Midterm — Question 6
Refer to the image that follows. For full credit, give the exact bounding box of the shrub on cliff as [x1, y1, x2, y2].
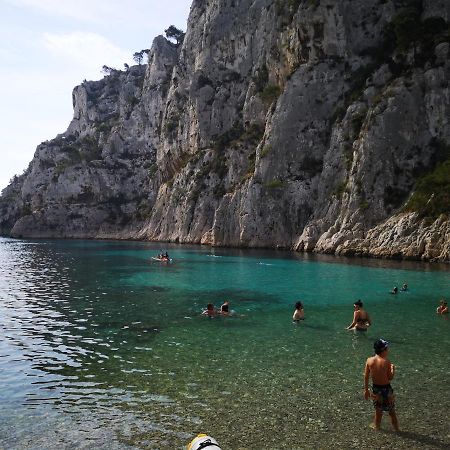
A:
[389, 7, 449, 65]
[405, 159, 450, 218]
[265, 178, 284, 189]
[133, 49, 150, 65]
[252, 65, 269, 92]
[260, 84, 281, 104]
[165, 25, 185, 46]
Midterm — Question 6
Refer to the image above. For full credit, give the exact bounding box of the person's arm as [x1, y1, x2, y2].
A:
[364, 360, 370, 400]
[346, 311, 357, 329]
[388, 361, 395, 380]
[366, 313, 371, 326]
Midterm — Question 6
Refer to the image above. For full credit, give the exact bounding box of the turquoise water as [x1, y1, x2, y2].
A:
[0, 237, 449, 449]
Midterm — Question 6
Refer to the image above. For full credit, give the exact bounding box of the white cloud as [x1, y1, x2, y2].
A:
[42, 31, 131, 76]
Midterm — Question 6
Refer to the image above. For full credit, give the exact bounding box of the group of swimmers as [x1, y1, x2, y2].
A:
[390, 283, 408, 294]
[293, 298, 373, 331]
[201, 288, 447, 432]
[202, 300, 230, 317]
[298, 290, 447, 431]
[155, 251, 170, 261]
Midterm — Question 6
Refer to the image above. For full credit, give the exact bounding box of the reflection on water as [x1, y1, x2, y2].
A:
[0, 238, 449, 449]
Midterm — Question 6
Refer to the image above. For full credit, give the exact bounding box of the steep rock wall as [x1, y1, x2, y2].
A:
[0, 0, 449, 261]
[1, 37, 177, 238]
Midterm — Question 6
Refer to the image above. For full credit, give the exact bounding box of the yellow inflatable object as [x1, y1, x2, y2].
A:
[187, 434, 222, 450]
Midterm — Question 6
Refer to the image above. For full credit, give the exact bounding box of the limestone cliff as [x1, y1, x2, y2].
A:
[1, 0, 449, 262]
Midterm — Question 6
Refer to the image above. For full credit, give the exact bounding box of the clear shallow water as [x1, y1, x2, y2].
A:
[0, 238, 449, 449]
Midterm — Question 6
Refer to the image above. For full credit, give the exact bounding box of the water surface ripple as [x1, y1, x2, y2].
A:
[0, 238, 449, 449]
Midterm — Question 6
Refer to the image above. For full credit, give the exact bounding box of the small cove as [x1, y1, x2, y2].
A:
[0, 238, 449, 449]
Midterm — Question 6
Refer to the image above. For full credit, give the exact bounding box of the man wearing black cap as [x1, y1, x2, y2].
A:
[363, 339, 399, 431]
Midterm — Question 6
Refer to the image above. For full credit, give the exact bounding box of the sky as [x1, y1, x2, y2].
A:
[0, 0, 192, 191]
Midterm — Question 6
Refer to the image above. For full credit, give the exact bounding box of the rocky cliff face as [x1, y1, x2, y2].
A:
[1, 0, 449, 261]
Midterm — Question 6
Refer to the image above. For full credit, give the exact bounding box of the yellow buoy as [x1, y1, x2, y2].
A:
[187, 434, 222, 450]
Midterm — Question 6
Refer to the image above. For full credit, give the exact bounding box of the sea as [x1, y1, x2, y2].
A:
[0, 237, 449, 449]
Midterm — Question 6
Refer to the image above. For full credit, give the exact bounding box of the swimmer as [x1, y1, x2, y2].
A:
[390, 286, 398, 295]
[292, 301, 304, 323]
[220, 300, 230, 316]
[346, 299, 371, 331]
[364, 339, 399, 432]
[202, 303, 218, 318]
[437, 300, 449, 315]
[400, 283, 408, 292]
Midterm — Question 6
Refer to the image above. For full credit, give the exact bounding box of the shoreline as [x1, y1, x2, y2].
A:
[1, 234, 449, 268]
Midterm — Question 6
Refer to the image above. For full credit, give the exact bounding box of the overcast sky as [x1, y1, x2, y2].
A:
[0, 0, 192, 191]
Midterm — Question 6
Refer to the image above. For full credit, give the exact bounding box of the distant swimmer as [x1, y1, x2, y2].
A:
[202, 303, 218, 318]
[220, 300, 230, 316]
[437, 300, 449, 315]
[292, 301, 304, 323]
[153, 252, 170, 262]
[364, 339, 399, 432]
[346, 299, 371, 331]
[400, 284, 408, 292]
[390, 286, 398, 295]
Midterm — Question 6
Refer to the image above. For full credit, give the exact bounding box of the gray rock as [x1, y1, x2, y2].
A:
[0, 0, 449, 262]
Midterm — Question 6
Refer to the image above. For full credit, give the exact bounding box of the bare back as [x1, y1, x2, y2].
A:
[365, 355, 394, 385]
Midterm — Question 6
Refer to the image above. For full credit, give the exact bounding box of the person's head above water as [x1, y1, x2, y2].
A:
[374, 338, 389, 355]
[295, 301, 303, 309]
[354, 299, 363, 308]
[206, 303, 214, 310]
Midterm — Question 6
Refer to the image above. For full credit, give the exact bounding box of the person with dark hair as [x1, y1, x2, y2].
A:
[292, 301, 304, 323]
[390, 286, 398, 294]
[364, 339, 399, 432]
[400, 283, 408, 292]
[202, 303, 217, 318]
[346, 299, 371, 331]
[437, 299, 449, 315]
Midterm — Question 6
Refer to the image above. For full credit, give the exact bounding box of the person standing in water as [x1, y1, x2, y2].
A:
[346, 300, 371, 331]
[292, 301, 304, 323]
[364, 339, 399, 432]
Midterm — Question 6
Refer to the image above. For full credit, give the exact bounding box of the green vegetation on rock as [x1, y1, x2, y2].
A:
[333, 181, 348, 197]
[405, 159, 450, 218]
[265, 178, 284, 189]
[261, 145, 271, 158]
[213, 122, 264, 152]
[260, 84, 282, 104]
